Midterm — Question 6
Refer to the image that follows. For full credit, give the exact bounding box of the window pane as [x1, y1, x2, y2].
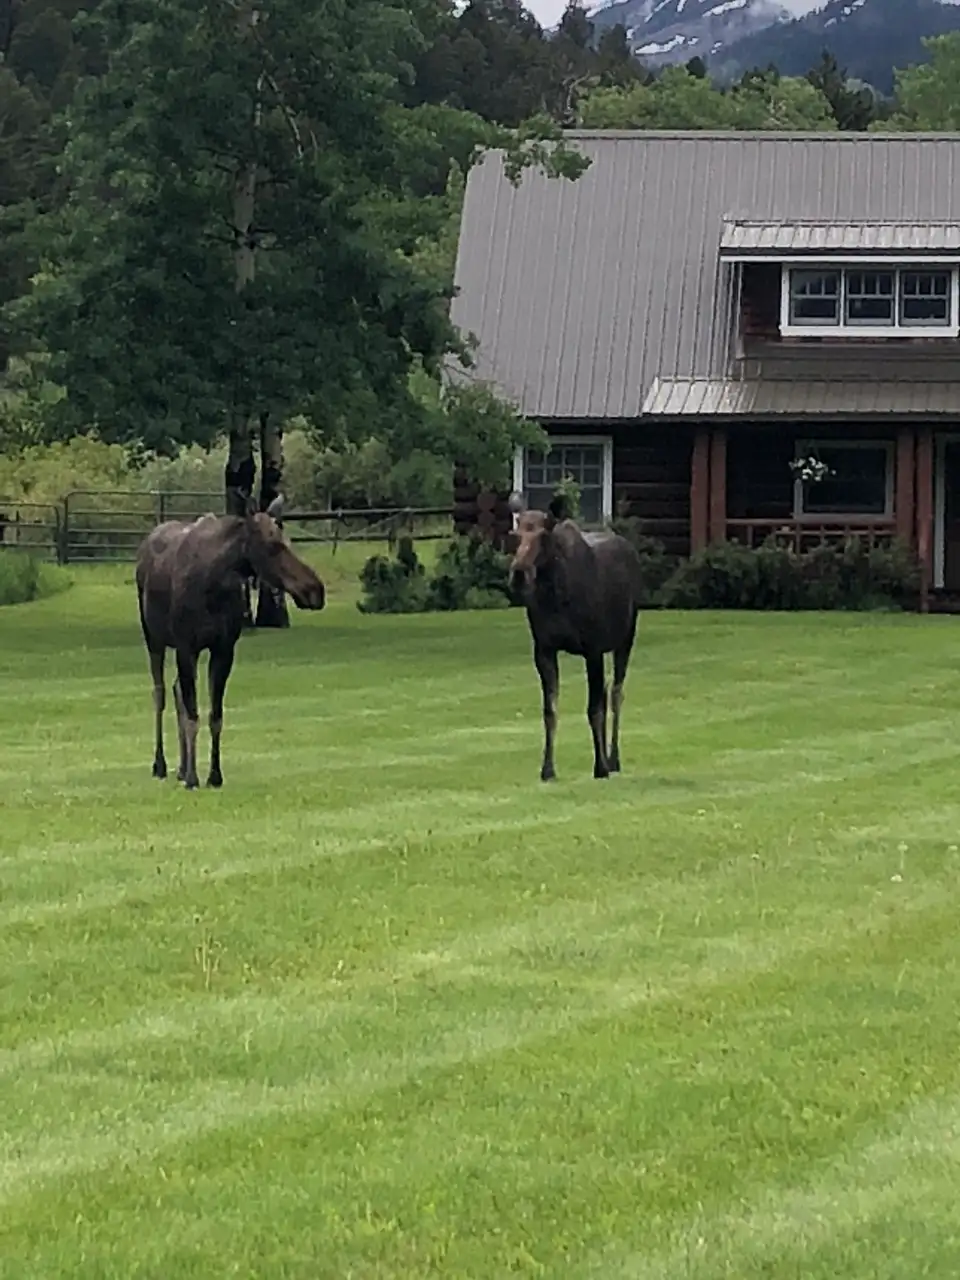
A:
[561, 447, 584, 475]
[523, 443, 605, 521]
[900, 270, 951, 325]
[578, 487, 602, 525]
[526, 486, 555, 515]
[845, 270, 894, 326]
[800, 445, 889, 515]
[789, 270, 840, 325]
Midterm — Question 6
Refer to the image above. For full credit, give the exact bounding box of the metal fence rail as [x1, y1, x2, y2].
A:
[0, 490, 456, 565]
[0, 502, 62, 561]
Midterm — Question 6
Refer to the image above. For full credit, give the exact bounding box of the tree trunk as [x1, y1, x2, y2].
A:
[230, 8, 261, 626]
[254, 410, 290, 628]
[225, 419, 256, 626]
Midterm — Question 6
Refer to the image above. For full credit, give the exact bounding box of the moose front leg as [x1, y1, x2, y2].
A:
[175, 649, 201, 790]
[585, 653, 610, 780]
[534, 645, 559, 782]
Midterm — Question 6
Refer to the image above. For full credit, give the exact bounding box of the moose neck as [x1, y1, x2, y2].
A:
[201, 516, 252, 582]
[536, 522, 593, 608]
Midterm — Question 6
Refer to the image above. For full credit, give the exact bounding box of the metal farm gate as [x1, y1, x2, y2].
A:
[0, 490, 459, 565]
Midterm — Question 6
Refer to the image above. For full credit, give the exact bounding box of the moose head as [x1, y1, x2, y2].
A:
[243, 494, 326, 610]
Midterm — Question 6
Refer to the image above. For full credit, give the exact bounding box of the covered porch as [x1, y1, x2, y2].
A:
[643, 377, 960, 611]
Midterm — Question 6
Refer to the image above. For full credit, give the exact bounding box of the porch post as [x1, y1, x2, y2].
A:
[916, 426, 934, 613]
[691, 427, 709, 553]
[895, 426, 915, 546]
[708, 427, 727, 544]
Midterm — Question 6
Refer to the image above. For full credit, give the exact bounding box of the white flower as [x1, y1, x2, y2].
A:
[789, 455, 835, 485]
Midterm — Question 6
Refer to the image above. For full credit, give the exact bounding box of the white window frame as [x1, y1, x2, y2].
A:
[780, 262, 960, 338]
[513, 435, 614, 525]
[793, 438, 895, 522]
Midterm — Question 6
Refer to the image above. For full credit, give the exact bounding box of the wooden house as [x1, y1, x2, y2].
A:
[450, 129, 960, 606]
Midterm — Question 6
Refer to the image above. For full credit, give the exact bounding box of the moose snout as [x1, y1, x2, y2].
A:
[509, 564, 533, 598]
[293, 577, 326, 610]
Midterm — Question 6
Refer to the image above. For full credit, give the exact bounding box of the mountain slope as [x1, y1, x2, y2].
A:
[715, 0, 960, 93]
[591, 0, 791, 68]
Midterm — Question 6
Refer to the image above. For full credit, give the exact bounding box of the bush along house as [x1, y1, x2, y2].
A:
[450, 129, 960, 610]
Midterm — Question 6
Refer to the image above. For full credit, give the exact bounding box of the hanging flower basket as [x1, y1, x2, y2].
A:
[789, 455, 834, 485]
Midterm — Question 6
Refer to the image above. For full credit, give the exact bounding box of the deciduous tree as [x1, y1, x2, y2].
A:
[9, 0, 582, 624]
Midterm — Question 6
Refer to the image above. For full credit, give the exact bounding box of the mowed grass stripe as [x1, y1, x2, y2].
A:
[1, 874, 953, 1206]
[3, 577, 960, 1274]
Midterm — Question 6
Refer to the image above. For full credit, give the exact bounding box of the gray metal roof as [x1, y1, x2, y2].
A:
[451, 130, 960, 420]
[643, 377, 960, 418]
[720, 219, 960, 255]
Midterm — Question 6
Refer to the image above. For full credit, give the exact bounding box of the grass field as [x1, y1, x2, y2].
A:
[3, 550, 960, 1277]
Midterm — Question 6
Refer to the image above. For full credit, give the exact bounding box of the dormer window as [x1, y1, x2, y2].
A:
[781, 264, 959, 337]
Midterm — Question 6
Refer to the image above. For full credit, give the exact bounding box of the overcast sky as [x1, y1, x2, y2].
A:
[526, 0, 821, 28]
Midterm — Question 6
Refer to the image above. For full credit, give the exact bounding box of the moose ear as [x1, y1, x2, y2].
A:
[265, 493, 285, 521]
[507, 490, 526, 516]
[547, 492, 571, 523]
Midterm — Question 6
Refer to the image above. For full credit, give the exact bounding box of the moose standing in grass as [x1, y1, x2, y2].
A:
[508, 491, 644, 782]
[136, 496, 326, 790]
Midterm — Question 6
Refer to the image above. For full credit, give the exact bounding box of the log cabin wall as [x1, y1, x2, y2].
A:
[613, 426, 693, 556]
[740, 263, 781, 344]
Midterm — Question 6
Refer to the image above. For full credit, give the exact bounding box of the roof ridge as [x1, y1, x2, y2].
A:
[562, 129, 960, 142]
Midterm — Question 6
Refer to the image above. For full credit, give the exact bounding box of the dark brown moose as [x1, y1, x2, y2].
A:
[135, 496, 325, 789]
[508, 491, 643, 782]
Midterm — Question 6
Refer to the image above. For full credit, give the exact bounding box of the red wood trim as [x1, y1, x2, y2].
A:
[690, 428, 709, 553]
[708, 428, 727, 544]
[916, 427, 934, 613]
[895, 427, 915, 547]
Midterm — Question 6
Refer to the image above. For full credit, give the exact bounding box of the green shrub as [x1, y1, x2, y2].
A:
[358, 533, 515, 614]
[356, 536, 430, 614]
[425, 535, 513, 611]
[659, 536, 919, 611]
[0, 552, 71, 606]
[359, 529, 920, 616]
[608, 518, 681, 606]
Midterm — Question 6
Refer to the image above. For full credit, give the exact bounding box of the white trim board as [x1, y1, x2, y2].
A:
[779, 264, 960, 339]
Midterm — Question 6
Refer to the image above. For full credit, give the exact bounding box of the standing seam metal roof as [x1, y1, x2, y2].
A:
[450, 131, 960, 420]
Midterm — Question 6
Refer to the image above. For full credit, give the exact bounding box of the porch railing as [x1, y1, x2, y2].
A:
[725, 519, 899, 553]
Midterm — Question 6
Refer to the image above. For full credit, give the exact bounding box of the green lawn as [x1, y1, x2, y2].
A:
[3, 560, 960, 1278]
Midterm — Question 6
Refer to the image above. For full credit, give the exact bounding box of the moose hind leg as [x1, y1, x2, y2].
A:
[586, 654, 610, 780]
[149, 648, 167, 778]
[609, 613, 638, 774]
[534, 646, 560, 782]
[175, 650, 201, 790]
[206, 642, 235, 788]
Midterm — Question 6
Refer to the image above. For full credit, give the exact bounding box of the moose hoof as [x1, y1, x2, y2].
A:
[152, 760, 167, 780]
[206, 771, 223, 789]
[593, 766, 610, 780]
[183, 776, 200, 791]
[540, 765, 556, 782]
[608, 757, 621, 774]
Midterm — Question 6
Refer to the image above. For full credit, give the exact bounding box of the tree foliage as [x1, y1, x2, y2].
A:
[880, 32, 960, 130]
[579, 64, 838, 131]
